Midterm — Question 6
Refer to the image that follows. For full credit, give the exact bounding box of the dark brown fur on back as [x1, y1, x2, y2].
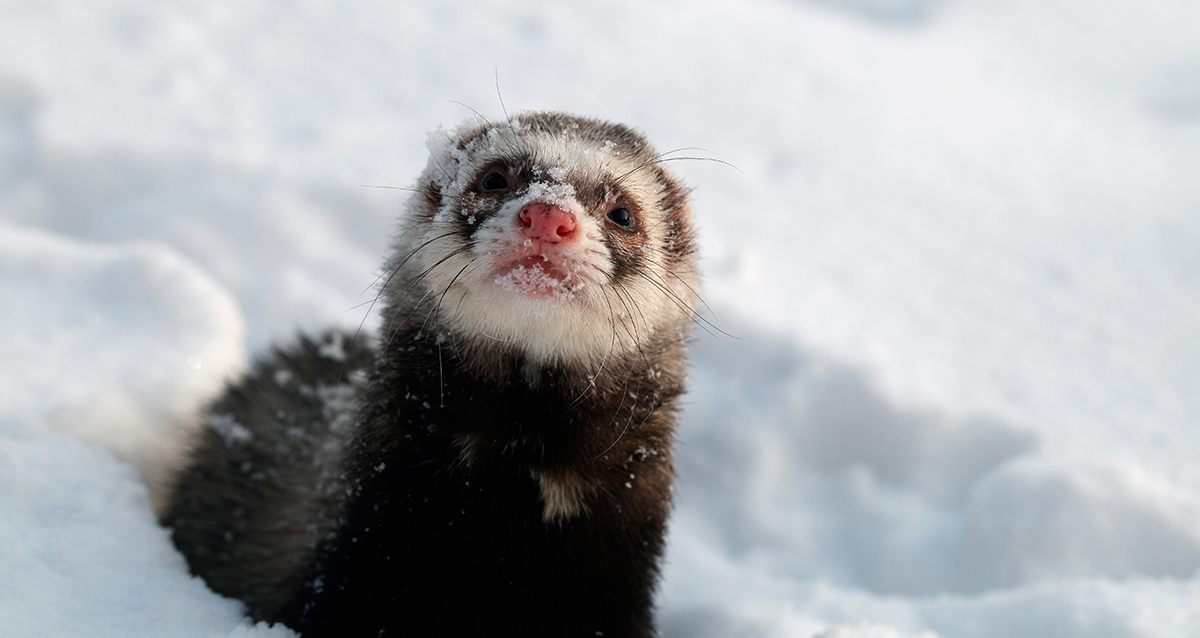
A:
[164, 332, 374, 618]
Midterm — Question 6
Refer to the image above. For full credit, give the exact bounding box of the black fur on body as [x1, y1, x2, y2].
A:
[163, 112, 700, 638]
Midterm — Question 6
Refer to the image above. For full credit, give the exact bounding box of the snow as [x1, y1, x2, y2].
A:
[2, 0, 1198, 636]
[494, 260, 580, 300]
[0, 437, 293, 638]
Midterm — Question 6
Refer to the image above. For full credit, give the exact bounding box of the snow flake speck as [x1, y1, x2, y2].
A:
[210, 413, 253, 446]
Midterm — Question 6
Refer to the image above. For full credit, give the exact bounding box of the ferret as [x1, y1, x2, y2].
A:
[162, 111, 700, 638]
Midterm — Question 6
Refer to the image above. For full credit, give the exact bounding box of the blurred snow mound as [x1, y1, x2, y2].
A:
[679, 316, 1200, 596]
[0, 223, 245, 499]
[0, 436, 295, 638]
[0, 77, 388, 351]
[816, 622, 939, 638]
[963, 458, 1200, 587]
[803, 0, 941, 22]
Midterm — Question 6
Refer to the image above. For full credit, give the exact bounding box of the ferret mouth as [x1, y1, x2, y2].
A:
[494, 254, 584, 300]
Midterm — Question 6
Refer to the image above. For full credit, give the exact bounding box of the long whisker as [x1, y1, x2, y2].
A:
[451, 101, 493, 130]
[359, 184, 417, 192]
[361, 231, 459, 297]
[565, 290, 621, 410]
[407, 244, 473, 288]
[494, 68, 510, 123]
[634, 269, 734, 341]
[615, 149, 741, 187]
[435, 260, 474, 317]
[351, 231, 462, 341]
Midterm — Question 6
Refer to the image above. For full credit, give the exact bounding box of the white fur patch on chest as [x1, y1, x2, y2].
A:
[532, 468, 591, 523]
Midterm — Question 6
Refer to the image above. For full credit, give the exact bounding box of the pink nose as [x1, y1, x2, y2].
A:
[518, 202, 577, 242]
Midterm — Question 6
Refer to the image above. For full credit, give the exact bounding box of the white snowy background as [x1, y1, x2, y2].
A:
[2, 0, 1199, 636]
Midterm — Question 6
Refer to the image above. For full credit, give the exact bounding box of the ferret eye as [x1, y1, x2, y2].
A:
[479, 171, 509, 192]
[607, 207, 632, 227]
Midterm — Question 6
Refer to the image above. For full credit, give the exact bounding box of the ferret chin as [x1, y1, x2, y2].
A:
[162, 111, 701, 638]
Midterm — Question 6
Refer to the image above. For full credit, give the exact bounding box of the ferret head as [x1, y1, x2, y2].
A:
[385, 112, 699, 367]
